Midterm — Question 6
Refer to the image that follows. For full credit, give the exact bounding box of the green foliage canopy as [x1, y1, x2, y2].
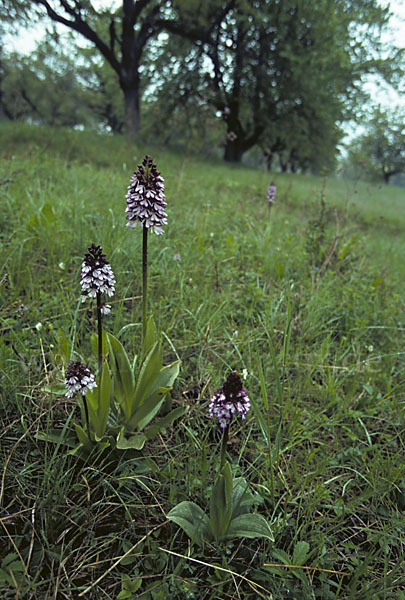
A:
[347, 107, 405, 184]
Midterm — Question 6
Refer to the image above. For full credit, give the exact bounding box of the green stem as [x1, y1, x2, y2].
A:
[96, 293, 103, 375]
[142, 225, 148, 341]
[83, 396, 91, 441]
[220, 426, 229, 470]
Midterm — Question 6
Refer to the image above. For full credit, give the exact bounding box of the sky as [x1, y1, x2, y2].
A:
[362, 0, 405, 108]
[3, 0, 405, 114]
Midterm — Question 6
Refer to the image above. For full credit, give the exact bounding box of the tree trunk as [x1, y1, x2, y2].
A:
[122, 83, 140, 144]
[224, 138, 244, 162]
[383, 171, 390, 184]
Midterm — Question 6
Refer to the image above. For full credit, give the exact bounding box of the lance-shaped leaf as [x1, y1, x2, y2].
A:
[232, 477, 260, 518]
[145, 405, 187, 440]
[91, 331, 108, 362]
[85, 362, 111, 438]
[127, 360, 181, 432]
[133, 341, 163, 409]
[107, 332, 135, 415]
[167, 501, 210, 545]
[142, 315, 159, 360]
[209, 461, 233, 541]
[72, 424, 110, 457]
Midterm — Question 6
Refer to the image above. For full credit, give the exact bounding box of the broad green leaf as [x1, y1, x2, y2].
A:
[117, 575, 142, 598]
[125, 390, 166, 432]
[85, 388, 105, 438]
[144, 360, 181, 401]
[272, 548, 291, 564]
[107, 332, 135, 413]
[116, 426, 147, 450]
[85, 386, 98, 412]
[144, 406, 187, 440]
[292, 541, 310, 566]
[225, 513, 274, 541]
[232, 477, 257, 518]
[127, 361, 181, 430]
[91, 331, 108, 362]
[209, 462, 233, 540]
[42, 382, 67, 396]
[142, 315, 159, 358]
[95, 362, 111, 437]
[74, 423, 91, 447]
[167, 501, 209, 544]
[1, 553, 19, 568]
[133, 342, 162, 408]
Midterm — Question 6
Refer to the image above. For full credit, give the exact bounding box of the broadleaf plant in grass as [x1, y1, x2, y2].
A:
[37, 243, 116, 457]
[39, 155, 182, 457]
[168, 372, 274, 545]
[106, 325, 182, 450]
[106, 155, 182, 449]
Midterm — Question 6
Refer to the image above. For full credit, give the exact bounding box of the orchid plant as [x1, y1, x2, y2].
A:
[40, 157, 182, 458]
[168, 372, 274, 545]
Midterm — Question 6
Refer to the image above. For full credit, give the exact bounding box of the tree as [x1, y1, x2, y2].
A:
[163, 0, 402, 165]
[2, 0, 402, 163]
[348, 108, 405, 184]
[0, 34, 100, 126]
[2, 0, 236, 143]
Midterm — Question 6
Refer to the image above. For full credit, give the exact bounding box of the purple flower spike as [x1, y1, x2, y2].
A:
[209, 372, 251, 429]
[65, 360, 97, 398]
[125, 155, 168, 235]
[80, 243, 116, 305]
[267, 182, 276, 204]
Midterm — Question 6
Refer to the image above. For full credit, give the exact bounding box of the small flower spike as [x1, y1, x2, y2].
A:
[267, 182, 276, 204]
[125, 155, 168, 234]
[80, 243, 116, 304]
[65, 360, 97, 398]
[209, 371, 251, 429]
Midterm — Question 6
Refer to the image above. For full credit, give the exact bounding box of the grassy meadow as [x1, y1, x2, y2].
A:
[0, 122, 404, 599]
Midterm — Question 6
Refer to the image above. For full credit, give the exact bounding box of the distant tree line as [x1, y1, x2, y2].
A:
[1, 0, 403, 173]
[344, 108, 405, 184]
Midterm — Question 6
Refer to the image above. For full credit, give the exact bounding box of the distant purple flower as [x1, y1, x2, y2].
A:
[174, 253, 181, 262]
[267, 182, 276, 204]
[80, 243, 115, 311]
[65, 360, 97, 398]
[125, 155, 167, 235]
[209, 372, 251, 429]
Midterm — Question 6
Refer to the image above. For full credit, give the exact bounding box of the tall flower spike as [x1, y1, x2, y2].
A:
[267, 182, 276, 204]
[65, 360, 97, 398]
[209, 372, 251, 429]
[81, 243, 116, 313]
[125, 155, 167, 235]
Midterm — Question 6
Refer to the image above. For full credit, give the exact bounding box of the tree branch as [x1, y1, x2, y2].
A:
[31, 0, 121, 74]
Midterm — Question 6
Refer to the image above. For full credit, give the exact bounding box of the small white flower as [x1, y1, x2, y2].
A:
[35, 322, 42, 331]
